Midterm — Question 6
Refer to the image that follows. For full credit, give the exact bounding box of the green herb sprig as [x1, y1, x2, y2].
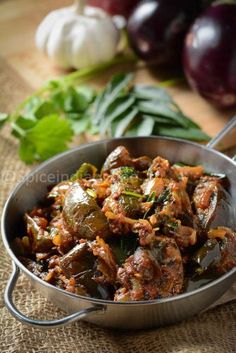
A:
[93, 73, 209, 141]
[0, 57, 209, 164]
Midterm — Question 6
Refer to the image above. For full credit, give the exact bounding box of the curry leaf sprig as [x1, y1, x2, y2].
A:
[0, 66, 209, 164]
[93, 73, 210, 141]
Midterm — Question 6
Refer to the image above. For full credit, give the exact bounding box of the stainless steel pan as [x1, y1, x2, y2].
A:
[2, 117, 236, 330]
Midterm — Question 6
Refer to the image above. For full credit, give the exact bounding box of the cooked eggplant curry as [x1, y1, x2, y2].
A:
[14, 146, 236, 301]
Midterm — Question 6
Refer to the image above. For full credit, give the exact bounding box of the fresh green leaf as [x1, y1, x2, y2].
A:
[65, 113, 82, 120]
[34, 101, 57, 119]
[133, 85, 173, 102]
[63, 87, 88, 112]
[0, 113, 10, 128]
[141, 114, 179, 126]
[75, 86, 96, 103]
[69, 115, 91, 134]
[178, 114, 200, 129]
[24, 96, 42, 117]
[19, 138, 36, 164]
[99, 96, 136, 136]
[51, 86, 91, 114]
[114, 108, 138, 137]
[51, 90, 66, 111]
[11, 116, 37, 138]
[137, 116, 155, 136]
[138, 101, 189, 128]
[124, 122, 139, 137]
[157, 126, 210, 142]
[93, 73, 133, 124]
[88, 124, 99, 135]
[20, 115, 73, 163]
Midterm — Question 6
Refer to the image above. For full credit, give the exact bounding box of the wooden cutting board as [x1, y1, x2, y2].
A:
[0, 0, 235, 140]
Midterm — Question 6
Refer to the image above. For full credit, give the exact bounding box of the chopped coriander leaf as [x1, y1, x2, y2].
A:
[120, 167, 136, 178]
[156, 188, 170, 204]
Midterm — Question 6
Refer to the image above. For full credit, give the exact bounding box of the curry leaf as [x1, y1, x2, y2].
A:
[138, 100, 190, 128]
[157, 126, 210, 141]
[114, 108, 138, 138]
[137, 116, 155, 136]
[93, 73, 133, 124]
[133, 85, 173, 102]
[99, 96, 136, 136]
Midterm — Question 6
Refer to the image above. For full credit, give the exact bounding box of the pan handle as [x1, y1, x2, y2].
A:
[207, 116, 236, 153]
[4, 262, 105, 328]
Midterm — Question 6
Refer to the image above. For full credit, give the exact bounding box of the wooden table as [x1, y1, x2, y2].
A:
[0, 0, 235, 140]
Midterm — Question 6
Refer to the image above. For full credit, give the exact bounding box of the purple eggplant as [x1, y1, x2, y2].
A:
[127, 0, 201, 65]
[183, 3, 236, 108]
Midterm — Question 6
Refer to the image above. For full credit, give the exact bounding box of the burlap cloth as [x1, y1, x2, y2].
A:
[0, 59, 235, 353]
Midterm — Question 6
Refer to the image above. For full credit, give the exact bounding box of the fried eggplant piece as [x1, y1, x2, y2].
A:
[162, 218, 197, 249]
[132, 219, 156, 246]
[115, 236, 183, 301]
[141, 177, 165, 197]
[192, 227, 236, 275]
[90, 236, 118, 285]
[102, 146, 133, 174]
[60, 240, 114, 299]
[60, 238, 118, 285]
[103, 167, 142, 218]
[48, 181, 72, 209]
[59, 243, 93, 277]
[162, 180, 193, 217]
[193, 176, 227, 230]
[132, 155, 152, 171]
[63, 181, 110, 240]
[102, 146, 151, 174]
[147, 156, 171, 178]
[208, 227, 236, 274]
[193, 239, 221, 273]
[25, 213, 53, 253]
[172, 165, 204, 181]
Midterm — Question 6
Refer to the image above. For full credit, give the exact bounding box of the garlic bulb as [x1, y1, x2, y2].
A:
[35, 0, 120, 69]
